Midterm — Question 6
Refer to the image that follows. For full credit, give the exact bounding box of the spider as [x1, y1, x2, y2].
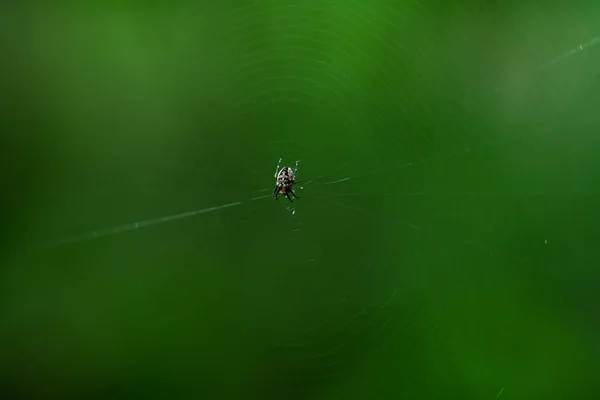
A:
[273, 158, 299, 202]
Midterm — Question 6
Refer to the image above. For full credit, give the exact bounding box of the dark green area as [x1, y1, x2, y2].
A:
[2, 2, 599, 399]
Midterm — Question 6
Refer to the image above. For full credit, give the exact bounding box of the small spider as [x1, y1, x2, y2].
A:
[273, 158, 299, 202]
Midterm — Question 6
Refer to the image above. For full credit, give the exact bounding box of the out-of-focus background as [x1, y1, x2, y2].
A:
[2, 1, 600, 399]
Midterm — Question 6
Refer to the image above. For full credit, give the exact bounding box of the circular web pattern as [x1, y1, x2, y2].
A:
[207, 3, 599, 398]
[212, 1, 489, 391]
[22, 2, 600, 399]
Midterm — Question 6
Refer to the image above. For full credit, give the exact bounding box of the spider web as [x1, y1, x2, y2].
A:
[4, 2, 600, 400]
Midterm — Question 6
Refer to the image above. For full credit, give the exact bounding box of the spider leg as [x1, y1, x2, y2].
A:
[274, 157, 282, 178]
[289, 188, 299, 199]
[293, 160, 299, 176]
[285, 192, 294, 203]
[273, 186, 279, 200]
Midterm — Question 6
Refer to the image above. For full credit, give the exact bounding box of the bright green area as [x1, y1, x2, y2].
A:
[2, 2, 599, 399]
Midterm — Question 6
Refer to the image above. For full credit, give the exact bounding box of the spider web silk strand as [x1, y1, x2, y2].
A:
[45, 198, 266, 248]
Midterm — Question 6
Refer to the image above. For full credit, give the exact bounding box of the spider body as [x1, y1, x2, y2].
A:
[273, 158, 299, 202]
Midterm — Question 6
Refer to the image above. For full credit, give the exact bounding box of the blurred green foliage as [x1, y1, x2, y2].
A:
[2, 2, 600, 399]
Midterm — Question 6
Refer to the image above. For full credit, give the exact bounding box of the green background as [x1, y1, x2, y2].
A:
[2, 1, 599, 399]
